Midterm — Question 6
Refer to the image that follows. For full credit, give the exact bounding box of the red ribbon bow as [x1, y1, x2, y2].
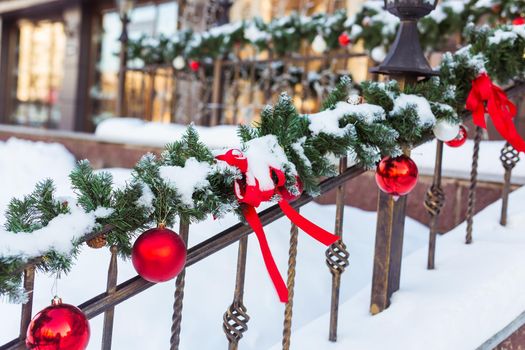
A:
[217, 149, 340, 302]
[466, 73, 525, 152]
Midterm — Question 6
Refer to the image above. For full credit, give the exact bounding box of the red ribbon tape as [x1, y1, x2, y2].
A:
[243, 205, 289, 302]
[217, 149, 341, 303]
[278, 199, 339, 246]
[466, 73, 525, 152]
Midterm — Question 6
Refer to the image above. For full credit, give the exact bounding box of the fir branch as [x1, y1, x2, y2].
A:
[321, 76, 352, 111]
[163, 125, 214, 166]
[70, 160, 113, 211]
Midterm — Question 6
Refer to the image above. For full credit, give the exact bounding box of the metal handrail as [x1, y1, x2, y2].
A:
[0, 164, 365, 350]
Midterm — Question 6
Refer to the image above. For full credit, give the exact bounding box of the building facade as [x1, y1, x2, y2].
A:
[0, 0, 362, 132]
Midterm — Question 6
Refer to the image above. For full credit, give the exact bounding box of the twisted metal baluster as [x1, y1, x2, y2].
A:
[282, 221, 299, 350]
[425, 141, 446, 270]
[19, 266, 35, 341]
[223, 236, 250, 350]
[101, 245, 119, 350]
[326, 158, 349, 342]
[170, 221, 190, 350]
[500, 98, 523, 226]
[466, 126, 482, 244]
[499, 142, 520, 225]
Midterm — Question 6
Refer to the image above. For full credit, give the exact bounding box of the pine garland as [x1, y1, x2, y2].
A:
[0, 23, 524, 302]
[127, 0, 524, 68]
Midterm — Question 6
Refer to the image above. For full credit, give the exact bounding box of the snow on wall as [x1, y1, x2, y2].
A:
[95, 118, 240, 149]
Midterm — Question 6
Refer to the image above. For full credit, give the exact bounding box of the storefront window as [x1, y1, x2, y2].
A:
[12, 20, 65, 128]
[90, 1, 177, 123]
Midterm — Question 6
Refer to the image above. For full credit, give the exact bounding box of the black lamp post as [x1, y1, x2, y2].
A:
[370, 0, 439, 77]
[116, 0, 135, 117]
[369, 0, 439, 317]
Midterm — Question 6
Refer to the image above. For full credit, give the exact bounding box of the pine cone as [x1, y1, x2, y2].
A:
[86, 235, 107, 249]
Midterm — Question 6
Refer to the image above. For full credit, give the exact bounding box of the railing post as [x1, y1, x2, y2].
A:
[101, 245, 119, 350]
[210, 59, 224, 126]
[170, 221, 190, 350]
[148, 69, 156, 121]
[425, 141, 445, 269]
[19, 266, 35, 342]
[116, 11, 129, 117]
[231, 52, 242, 124]
[198, 67, 210, 125]
[300, 45, 310, 114]
[370, 189, 407, 314]
[370, 78, 414, 315]
[264, 50, 274, 102]
[325, 157, 349, 341]
[282, 221, 299, 350]
[223, 235, 250, 350]
[466, 126, 482, 244]
[499, 99, 521, 226]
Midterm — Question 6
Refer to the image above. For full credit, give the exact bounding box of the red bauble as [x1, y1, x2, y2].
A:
[132, 226, 187, 283]
[375, 155, 418, 196]
[189, 60, 200, 72]
[513, 17, 525, 25]
[445, 125, 467, 148]
[280, 178, 304, 202]
[338, 32, 351, 47]
[26, 297, 90, 350]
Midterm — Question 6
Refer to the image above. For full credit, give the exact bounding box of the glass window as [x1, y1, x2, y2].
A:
[90, 1, 177, 124]
[11, 20, 66, 128]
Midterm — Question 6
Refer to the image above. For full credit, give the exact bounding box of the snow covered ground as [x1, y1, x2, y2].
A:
[1, 137, 525, 350]
[269, 184, 525, 350]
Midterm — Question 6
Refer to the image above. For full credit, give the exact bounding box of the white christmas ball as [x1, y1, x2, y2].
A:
[433, 120, 460, 142]
[312, 35, 327, 54]
[172, 56, 185, 70]
[371, 46, 387, 63]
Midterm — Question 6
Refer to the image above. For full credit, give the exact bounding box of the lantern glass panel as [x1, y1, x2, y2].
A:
[117, 0, 135, 18]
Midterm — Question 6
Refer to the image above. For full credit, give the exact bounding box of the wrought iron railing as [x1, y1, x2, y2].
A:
[424, 83, 525, 267]
[1, 83, 524, 350]
[116, 51, 369, 126]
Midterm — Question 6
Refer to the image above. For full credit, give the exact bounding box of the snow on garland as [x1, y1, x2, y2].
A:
[160, 158, 213, 207]
[0, 23, 524, 302]
[0, 204, 112, 259]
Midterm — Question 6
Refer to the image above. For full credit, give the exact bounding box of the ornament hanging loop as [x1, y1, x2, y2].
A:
[51, 295, 62, 306]
[51, 273, 60, 300]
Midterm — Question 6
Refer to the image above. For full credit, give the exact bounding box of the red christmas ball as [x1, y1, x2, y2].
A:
[445, 125, 467, 148]
[132, 226, 187, 283]
[375, 155, 418, 196]
[26, 297, 90, 350]
[513, 17, 525, 25]
[338, 32, 351, 47]
[189, 60, 200, 72]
